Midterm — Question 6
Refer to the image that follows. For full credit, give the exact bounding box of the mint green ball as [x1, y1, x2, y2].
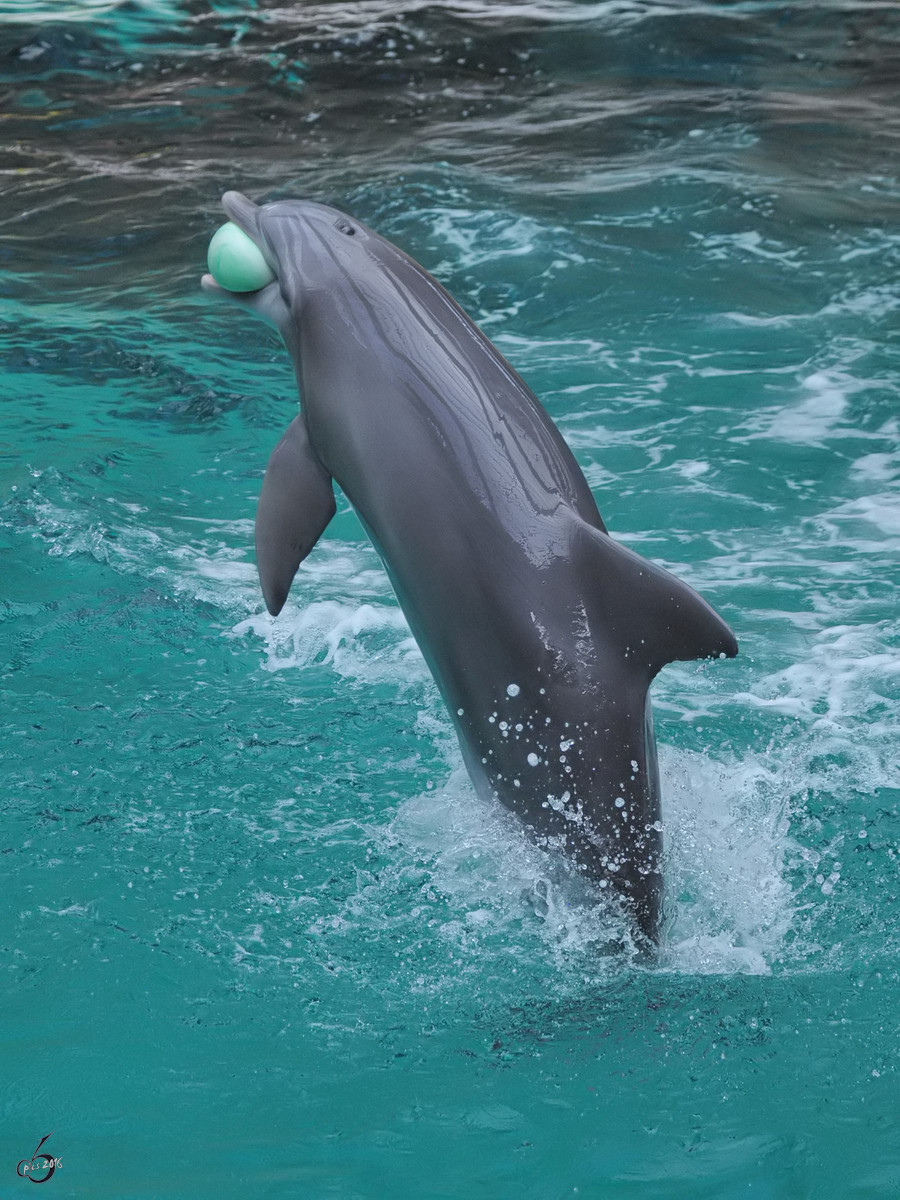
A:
[207, 222, 276, 292]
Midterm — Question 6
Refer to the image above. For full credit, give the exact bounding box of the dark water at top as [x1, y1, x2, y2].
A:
[2, 2, 900, 1197]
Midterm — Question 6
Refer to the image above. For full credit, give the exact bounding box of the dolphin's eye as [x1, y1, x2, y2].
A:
[337, 221, 356, 236]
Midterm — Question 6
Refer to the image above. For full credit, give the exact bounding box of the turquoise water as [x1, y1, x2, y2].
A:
[2, 1, 900, 1195]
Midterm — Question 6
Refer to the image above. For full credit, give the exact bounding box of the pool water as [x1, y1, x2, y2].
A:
[1, 2, 900, 1196]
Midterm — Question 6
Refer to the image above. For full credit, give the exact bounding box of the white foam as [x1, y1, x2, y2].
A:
[672, 459, 710, 479]
[230, 599, 425, 685]
[850, 452, 900, 483]
[8, 468, 399, 616]
[256, 0, 684, 38]
[0, 0, 177, 24]
[321, 735, 804, 984]
[382, 765, 630, 977]
[735, 620, 900, 737]
[692, 229, 802, 269]
[766, 372, 849, 443]
[728, 360, 894, 449]
[659, 747, 793, 976]
[823, 492, 900, 539]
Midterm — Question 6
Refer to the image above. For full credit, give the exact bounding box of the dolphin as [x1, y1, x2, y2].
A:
[201, 191, 738, 947]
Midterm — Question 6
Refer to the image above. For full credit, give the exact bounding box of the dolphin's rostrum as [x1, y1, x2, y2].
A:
[202, 191, 738, 947]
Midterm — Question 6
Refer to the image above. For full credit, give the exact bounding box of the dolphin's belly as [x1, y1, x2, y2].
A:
[339, 466, 664, 937]
[452, 656, 664, 938]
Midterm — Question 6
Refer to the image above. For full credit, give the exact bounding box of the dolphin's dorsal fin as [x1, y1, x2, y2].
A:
[575, 518, 737, 679]
[255, 416, 336, 616]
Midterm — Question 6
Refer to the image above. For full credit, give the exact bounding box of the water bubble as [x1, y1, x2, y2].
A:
[527, 753, 540, 767]
[506, 684, 520, 697]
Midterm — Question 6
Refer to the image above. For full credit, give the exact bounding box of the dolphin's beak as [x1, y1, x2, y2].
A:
[221, 190, 263, 239]
[200, 272, 224, 295]
[223, 192, 279, 269]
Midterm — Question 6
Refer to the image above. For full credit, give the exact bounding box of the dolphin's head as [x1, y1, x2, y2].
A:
[201, 191, 382, 339]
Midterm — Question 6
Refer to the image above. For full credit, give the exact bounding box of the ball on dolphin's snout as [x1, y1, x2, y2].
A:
[207, 222, 276, 292]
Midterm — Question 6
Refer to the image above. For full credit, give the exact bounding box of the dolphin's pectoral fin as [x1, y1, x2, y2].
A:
[576, 519, 737, 677]
[256, 417, 336, 616]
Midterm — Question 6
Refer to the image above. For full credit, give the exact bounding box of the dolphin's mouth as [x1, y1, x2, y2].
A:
[201, 190, 282, 301]
[200, 191, 294, 337]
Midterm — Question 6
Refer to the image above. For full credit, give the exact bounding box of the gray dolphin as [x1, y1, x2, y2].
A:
[201, 191, 737, 947]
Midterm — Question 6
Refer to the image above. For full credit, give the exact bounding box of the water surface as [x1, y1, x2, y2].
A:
[2, 1, 900, 1196]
